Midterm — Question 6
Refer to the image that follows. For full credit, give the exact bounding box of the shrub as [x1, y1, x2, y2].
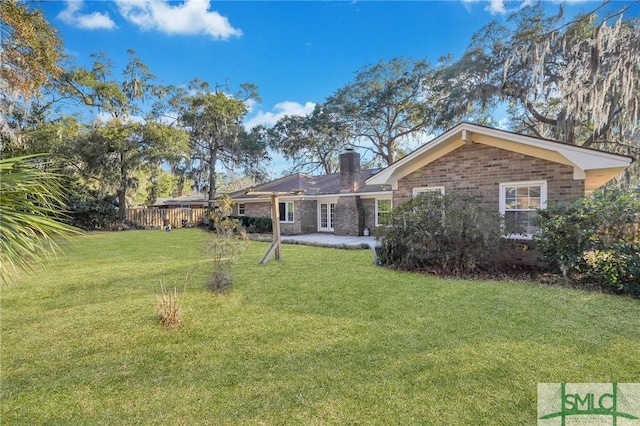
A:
[206, 195, 248, 293]
[66, 186, 117, 230]
[207, 268, 233, 293]
[533, 188, 640, 296]
[376, 193, 512, 274]
[229, 216, 272, 233]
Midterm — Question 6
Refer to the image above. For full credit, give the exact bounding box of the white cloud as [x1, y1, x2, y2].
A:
[460, 0, 536, 15]
[115, 0, 242, 39]
[57, 1, 116, 30]
[460, 0, 481, 12]
[244, 101, 316, 130]
[486, 0, 507, 14]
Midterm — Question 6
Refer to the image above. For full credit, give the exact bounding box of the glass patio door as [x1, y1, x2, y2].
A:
[318, 202, 335, 232]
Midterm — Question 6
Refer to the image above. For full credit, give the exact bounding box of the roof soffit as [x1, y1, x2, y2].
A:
[365, 123, 633, 188]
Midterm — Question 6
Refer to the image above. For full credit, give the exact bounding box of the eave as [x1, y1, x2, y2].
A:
[366, 123, 634, 193]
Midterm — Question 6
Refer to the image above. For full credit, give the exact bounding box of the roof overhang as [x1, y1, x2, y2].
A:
[366, 123, 634, 193]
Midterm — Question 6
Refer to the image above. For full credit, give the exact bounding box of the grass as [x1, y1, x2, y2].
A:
[1, 228, 639, 425]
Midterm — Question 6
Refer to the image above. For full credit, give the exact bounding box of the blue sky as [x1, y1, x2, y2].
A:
[37, 0, 628, 174]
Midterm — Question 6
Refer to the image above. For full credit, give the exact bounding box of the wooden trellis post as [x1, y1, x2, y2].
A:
[245, 190, 298, 264]
[260, 193, 282, 264]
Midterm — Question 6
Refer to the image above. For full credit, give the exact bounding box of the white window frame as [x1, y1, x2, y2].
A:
[375, 198, 393, 227]
[412, 186, 445, 198]
[237, 203, 245, 216]
[499, 180, 547, 239]
[279, 201, 294, 223]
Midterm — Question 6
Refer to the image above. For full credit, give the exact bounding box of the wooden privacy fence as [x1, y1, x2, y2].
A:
[126, 208, 207, 229]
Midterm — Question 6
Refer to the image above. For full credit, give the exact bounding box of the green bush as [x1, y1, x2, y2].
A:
[66, 186, 118, 230]
[229, 216, 272, 233]
[533, 188, 640, 296]
[376, 193, 511, 274]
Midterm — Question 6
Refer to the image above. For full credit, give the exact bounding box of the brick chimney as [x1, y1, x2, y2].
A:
[339, 148, 361, 193]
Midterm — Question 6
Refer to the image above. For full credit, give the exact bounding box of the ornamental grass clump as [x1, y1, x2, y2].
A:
[155, 267, 195, 328]
[156, 282, 183, 329]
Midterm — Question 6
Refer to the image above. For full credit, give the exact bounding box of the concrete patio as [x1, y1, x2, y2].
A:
[280, 233, 377, 249]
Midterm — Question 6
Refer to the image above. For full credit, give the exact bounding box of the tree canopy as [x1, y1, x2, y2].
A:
[325, 57, 440, 166]
[446, 3, 640, 155]
[167, 79, 269, 206]
[263, 104, 349, 175]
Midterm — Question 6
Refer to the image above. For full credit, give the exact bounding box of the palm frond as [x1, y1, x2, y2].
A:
[0, 155, 82, 283]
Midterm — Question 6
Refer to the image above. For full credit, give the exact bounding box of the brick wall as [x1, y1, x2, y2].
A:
[394, 143, 584, 208]
[238, 200, 318, 235]
[361, 198, 376, 232]
[241, 201, 271, 218]
[393, 143, 585, 267]
[299, 200, 317, 234]
[335, 196, 364, 236]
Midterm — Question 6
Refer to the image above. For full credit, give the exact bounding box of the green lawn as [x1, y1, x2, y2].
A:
[1, 229, 638, 425]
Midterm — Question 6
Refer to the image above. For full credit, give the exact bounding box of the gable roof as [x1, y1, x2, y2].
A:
[366, 122, 634, 193]
[231, 169, 387, 200]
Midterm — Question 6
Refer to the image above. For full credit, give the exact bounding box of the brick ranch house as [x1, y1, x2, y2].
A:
[151, 193, 209, 209]
[230, 122, 634, 240]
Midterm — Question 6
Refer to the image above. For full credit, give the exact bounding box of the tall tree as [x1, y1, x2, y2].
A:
[63, 50, 189, 218]
[0, 0, 65, 152]
[264, 104, 349, 175]
[170, 79, 268, 207]
[0, 0, 63, 98]
[447, 2, 640, 154]
[324, 57, 440, 166]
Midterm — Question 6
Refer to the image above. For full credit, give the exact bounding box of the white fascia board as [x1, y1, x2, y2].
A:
[366, 125, 464, 187]
[356, 191, 395, 199]
[472, 125, 633, 170]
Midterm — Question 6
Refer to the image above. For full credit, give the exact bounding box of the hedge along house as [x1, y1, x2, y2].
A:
[366, 122, 634, 243]
[230, 149, 391, 236]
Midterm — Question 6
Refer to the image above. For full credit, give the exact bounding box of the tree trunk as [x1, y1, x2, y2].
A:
[208, 146, 217, 209]
[117, 188, 126, 221]
[118, 150, 127, 221]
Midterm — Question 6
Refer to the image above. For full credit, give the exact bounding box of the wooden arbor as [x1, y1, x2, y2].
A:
[244, 191, 301, 264]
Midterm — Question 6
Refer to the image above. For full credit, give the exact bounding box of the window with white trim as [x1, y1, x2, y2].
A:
[375, 198, 392, 226]
[238, 203, 245, 216]
[499, 181, 547, 237]
[412, 186, 445, 199]
[279, 201, 294, 223]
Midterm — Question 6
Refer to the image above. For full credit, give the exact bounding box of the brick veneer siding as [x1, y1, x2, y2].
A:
[299, 200, 317, 234]
[394, 143, 585, 267]
[360, 197, 376, 232]
[236, 200, 317, 235]
[394, 143, 584, 208]
[241, 202, 271, 218]
[335, 196, 365, 236]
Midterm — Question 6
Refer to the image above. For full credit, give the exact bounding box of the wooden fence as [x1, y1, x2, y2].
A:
[125, 208, 207, 229]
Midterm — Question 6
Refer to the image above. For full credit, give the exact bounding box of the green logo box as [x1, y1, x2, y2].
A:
[538, 383, 640, 425]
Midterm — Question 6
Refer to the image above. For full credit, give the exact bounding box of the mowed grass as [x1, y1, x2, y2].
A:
[1, 229, 638, 425]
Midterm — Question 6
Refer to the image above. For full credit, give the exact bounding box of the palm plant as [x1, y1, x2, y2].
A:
[0, 155, 81, 283]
